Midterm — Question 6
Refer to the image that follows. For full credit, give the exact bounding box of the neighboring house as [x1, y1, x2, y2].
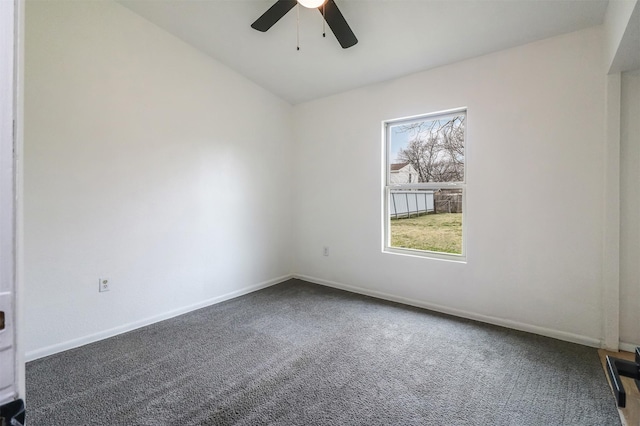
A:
[389, 162, 418, 184]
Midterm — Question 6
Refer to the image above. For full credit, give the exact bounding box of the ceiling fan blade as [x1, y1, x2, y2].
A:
[251, 0, 298, 32]
[320, 0, 357, 49]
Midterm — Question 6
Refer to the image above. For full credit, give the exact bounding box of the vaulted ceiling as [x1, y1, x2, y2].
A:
[118, 0, 609, 104]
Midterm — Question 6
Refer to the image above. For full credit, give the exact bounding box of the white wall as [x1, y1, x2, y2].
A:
[24, 1, 293, 359]
[604, 0, 640, 72]
[293, 27, 606, 345]
[619, 69, 640, 346]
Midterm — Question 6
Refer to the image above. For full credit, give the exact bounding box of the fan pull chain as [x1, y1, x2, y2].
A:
[322, 3, 326, 37]
[296, 4, 300, 50]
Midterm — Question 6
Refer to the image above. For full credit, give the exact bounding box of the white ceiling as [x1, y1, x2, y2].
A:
[118, 0, 609, 104]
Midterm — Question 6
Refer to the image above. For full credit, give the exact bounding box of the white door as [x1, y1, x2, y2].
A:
[0, 0, 17, 405]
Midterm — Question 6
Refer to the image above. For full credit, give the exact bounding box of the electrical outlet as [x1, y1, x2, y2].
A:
[99, 278, 110, 292]
[323, 246, 329, 256]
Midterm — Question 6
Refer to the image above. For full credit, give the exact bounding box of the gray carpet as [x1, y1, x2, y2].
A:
[27, 279, 620, 425]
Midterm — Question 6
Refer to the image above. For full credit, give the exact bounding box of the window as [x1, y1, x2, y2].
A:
[384, 108, 466, 260]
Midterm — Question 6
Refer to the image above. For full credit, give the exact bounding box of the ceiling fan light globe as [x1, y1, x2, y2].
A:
[297, 0, 326, 8]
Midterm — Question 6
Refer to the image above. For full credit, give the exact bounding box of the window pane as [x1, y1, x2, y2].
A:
[389, 188, 463, 255]
[388, 114, 465, 183]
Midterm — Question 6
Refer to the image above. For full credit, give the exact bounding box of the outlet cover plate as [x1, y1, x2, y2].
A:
[99, 278, 110, 292]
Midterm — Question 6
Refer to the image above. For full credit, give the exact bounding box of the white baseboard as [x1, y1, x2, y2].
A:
[26, 274, 293, 362]
[294, 274, 602, 349]
[619, 342, 640, 353]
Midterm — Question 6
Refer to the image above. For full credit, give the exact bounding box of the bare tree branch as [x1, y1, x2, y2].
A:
[396, 116, 465, 183]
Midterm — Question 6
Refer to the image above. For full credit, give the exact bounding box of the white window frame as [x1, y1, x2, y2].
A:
[382, 108, 467, 262]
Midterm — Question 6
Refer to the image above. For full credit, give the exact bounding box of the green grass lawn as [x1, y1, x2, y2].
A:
[390, 213, 462, 254]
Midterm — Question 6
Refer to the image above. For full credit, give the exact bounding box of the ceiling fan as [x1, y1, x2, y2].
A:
[251, 0, 358, 49]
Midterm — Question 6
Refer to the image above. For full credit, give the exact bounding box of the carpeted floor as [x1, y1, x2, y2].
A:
[27, 279, 620, 425]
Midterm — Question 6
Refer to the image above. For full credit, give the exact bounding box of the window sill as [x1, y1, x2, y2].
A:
[383, 246, 467, 263]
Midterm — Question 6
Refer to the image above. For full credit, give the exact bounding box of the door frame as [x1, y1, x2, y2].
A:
[0, 0, 25, 404]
